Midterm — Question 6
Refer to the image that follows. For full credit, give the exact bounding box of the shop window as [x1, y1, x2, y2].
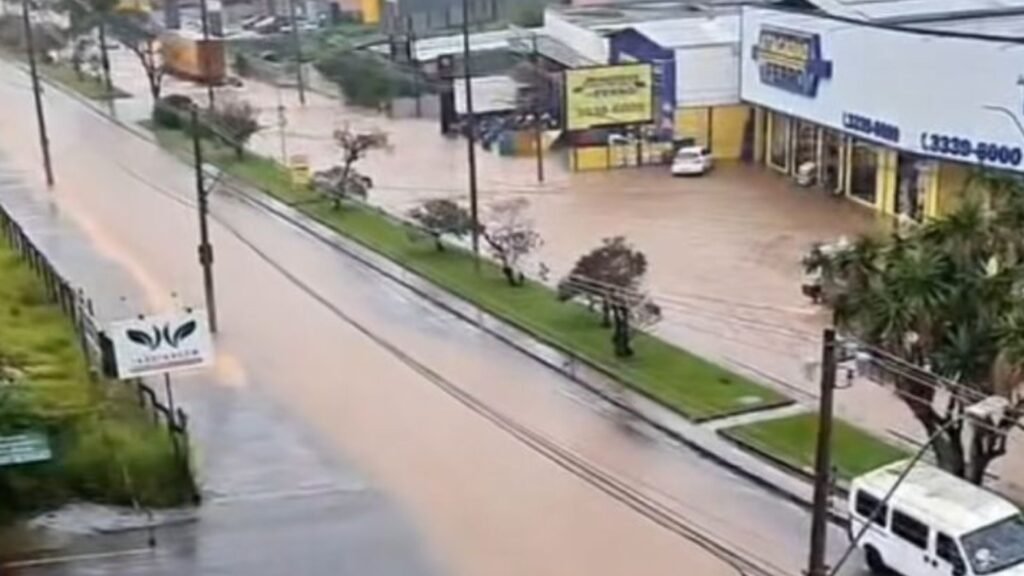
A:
[768, 113, 790, 172]
[850, 141, 878, 205]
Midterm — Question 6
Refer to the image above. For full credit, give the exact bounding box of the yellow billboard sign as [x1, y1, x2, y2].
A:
[565, 63, 653, 131]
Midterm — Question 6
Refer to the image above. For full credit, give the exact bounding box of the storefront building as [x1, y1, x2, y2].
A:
[740, 6, 1024, 220]
[542, 4, 755, 171]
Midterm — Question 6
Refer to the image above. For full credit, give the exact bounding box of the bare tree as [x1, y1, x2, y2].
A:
[313, 125, 389, 209]
[482, 198, 542, 286]
[409, 198, 475, 251]
[107, 10, 163, 101]
[209, 98, 260, 158]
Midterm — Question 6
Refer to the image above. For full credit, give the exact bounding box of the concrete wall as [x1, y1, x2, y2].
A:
[676, 44, 739, 107]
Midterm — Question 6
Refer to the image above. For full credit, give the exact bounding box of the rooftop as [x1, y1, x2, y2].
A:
[803, 0, 1024, 23]
[549, 0, 765, 28]
[855, 461, 1019, 536]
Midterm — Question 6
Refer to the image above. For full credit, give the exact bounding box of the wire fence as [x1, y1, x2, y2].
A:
[0, 198, 195, 493]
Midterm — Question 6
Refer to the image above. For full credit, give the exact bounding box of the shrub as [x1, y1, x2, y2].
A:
[152, 93, 194, 130]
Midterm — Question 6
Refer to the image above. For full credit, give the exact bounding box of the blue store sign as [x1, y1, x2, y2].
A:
[751, 26, 832, 97]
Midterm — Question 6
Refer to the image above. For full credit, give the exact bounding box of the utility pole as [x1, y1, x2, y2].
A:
[531, 33, 544, 184]
[286, 0, 306, 106]
[808, 327, 838, 576]
[21, 0, 54, 187]
[460, 0, 480, 267]
[97, 22, 112, 92]
[198, 0, 215, 108]
[190, 108, 218, 335]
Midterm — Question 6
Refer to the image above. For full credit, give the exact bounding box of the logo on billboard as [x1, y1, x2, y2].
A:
[751, 26, 832, 97]
[106, 310, 214, 379]
[564, 63, 653, 131]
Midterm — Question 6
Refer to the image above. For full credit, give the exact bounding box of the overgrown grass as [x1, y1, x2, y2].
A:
[147, 122, 790, 420]
[0, 239, 189, 517]
[722, 412, 907, 481]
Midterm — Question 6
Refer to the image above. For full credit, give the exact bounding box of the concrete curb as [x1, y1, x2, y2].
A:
[217, 177, 824, 511]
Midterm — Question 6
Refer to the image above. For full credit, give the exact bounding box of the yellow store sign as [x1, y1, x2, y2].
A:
[565, 63, 653, 131]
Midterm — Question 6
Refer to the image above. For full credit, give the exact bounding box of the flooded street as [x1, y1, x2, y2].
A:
[0, 59, 879, 575]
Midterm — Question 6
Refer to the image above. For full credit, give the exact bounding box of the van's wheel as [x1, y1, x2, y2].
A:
[865, 546, 888, 575]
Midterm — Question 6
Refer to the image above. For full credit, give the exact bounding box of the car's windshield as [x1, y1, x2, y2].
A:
[962, 515, 1024, 575]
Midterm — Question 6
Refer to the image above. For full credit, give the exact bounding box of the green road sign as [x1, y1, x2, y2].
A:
[0, 431, 52, 467]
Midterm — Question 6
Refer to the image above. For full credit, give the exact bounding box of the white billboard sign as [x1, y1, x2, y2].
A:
[107, 310, 214, 378]
[741, 7, 1024, 172]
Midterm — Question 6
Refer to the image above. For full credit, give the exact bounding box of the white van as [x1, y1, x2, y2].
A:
[849, 460, 1024, 576]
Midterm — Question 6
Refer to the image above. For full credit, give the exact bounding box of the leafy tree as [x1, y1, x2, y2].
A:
[208, 98, 260, 158]
[481, 198, 541, 287]
[311, 125, 388, 208]
[804, 172, 1024, 484]
[409, 199, 475, 251]
[107, 10, 163, 101]
[558, 236, 658, 358]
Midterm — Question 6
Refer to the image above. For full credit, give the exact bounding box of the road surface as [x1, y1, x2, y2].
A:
[0, 59, 867, 576]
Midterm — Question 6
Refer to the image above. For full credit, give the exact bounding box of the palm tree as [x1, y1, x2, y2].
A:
[807, 173, 1024, 484]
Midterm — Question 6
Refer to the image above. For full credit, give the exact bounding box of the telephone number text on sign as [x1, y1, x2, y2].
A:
[919, 132, 1023, 167]
[577, 102, 649, 119]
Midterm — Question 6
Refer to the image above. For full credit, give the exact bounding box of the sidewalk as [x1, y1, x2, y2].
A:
[101, 51, 1024, 501]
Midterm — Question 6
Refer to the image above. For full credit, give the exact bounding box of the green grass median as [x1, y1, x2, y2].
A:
[38, 62, 131, 101]
[722, 412, 907, 481]
[147, 123, 791, 421]
[0, 236, 189, 518]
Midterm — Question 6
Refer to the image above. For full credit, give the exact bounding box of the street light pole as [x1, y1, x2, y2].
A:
[21, 0, 54, 187]
[531, 32, 544, 184]
[190, 107, 218, 335]
[197, 0, 215, 108]
[807, 327, 838, 576]
[460, 0, 480, 267]
[286, 0, 305, 106]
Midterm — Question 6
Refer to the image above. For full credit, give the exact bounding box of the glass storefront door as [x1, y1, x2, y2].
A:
[849, 140, 879, 206]
[768, 112, 790, 172]
[794, 121, 819, 174]
[820, 130, 844, 194]
[896, 154, 929, 221]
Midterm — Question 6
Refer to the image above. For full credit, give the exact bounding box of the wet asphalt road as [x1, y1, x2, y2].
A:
[0, 59, 870, 575]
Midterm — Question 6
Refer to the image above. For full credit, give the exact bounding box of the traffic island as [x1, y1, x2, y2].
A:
[720, 412, 907, 484]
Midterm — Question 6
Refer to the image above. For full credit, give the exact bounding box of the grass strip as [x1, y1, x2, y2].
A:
[722, 412, 908, 482]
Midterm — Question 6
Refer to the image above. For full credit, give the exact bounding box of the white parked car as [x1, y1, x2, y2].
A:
[671, 146, 713, 176]
[849, 460, 1024, 576]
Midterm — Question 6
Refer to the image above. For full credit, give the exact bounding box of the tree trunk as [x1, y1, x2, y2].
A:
[601, 301, 611, 328]
[434, 235, 445, 251]
[612, 305, 633, 358]
[501, 264, 516, 286]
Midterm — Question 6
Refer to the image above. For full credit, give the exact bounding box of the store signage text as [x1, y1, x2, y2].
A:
[842, 112, 900, 143]
[919, 132, 1023, 167]
[751, 27, 832, 97]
